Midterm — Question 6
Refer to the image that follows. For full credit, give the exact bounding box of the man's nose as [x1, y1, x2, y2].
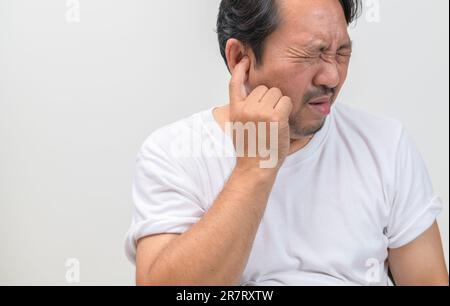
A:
[313, 58, 340, 90]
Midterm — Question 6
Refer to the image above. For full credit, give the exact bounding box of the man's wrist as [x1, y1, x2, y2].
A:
[232, 164, 279, 185]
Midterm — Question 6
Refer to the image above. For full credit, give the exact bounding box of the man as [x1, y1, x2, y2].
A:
[125, 0, 449, 286]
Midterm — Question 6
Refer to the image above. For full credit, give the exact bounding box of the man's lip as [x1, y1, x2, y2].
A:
[308, 96, 332, 105]
[307, 96, 332, 116]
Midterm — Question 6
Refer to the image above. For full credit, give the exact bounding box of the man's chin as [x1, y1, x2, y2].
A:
[290, 118, 326, 138]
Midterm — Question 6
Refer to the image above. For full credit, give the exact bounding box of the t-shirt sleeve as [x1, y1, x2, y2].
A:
[125, 134, 206, 263]
[386, 127, 443, 249]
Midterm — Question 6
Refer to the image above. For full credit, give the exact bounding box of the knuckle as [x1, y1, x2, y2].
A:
[282, 96, 292, 103]
[257, 110, 269, 121]
[241, 108, 253, 120]
[281, 97, 293, 108]
[229, 79, 238, 90]
[270, 115, 281, 123]
[268, 112, 281, 122]
[256, 85, 269, 92]
[270, 87, 282, 96]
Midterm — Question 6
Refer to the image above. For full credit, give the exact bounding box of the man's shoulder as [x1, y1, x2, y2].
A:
[334, 103, 402, 130]
[333, 103, 404, 141]
[331, 103, 406, 161]
[139, 108, 212, 157]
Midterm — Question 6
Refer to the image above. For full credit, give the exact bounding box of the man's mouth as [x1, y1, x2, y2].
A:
[307, 96, 332, 116]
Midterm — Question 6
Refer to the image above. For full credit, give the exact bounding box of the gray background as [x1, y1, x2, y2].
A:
[0, 0, 448, 285]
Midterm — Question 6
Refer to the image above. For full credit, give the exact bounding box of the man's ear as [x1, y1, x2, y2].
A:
[225, 38, 251, 74]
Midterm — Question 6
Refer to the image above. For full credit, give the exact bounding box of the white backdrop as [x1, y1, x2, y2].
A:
[0, 0, 448, 285]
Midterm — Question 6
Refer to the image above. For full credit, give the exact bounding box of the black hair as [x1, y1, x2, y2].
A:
[217, 0, 362, 67]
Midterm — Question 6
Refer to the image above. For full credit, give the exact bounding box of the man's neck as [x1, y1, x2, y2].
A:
[289, 135, 314, 155]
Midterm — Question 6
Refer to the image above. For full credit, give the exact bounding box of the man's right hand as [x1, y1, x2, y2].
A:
[228, 56, 293, 171]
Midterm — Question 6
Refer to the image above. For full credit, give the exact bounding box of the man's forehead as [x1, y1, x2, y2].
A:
[276, 0, 350, 46]
[278, 0, 347, 23]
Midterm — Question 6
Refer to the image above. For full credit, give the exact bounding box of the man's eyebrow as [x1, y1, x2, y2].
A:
[289, 39, 353, 53]
[308, 40, 328, 49]
[305, 39, 353, 50]
[340, 40, 353, 49]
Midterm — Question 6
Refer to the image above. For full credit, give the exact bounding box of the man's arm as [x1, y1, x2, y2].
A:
[136, 167, 277, 286]
[388, 221, 449, 286]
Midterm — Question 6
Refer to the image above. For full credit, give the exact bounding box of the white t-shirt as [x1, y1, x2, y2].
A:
[125, 103, 443, 286]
